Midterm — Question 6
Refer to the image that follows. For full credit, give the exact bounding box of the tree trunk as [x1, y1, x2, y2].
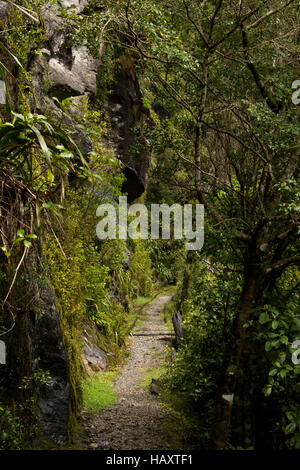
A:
[178, 251, 193, 314]
[234, 339, 257, 449]
[172, 311, 183, 349]
[209, 261, 260, 449]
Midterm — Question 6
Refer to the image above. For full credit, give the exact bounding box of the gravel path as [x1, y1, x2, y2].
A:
[83, 292, 174, 450]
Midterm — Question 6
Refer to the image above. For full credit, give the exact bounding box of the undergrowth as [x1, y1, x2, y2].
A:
[82, 372, 116, 413]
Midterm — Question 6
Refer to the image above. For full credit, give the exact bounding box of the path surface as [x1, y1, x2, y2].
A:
[83, 293, 174, 450]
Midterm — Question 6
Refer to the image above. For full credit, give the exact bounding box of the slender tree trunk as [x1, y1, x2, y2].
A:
[234, 339, 257, 449]
[172, 311, 183, 349]
[209, 260, 260, 449]
[178, 251, 193, 314]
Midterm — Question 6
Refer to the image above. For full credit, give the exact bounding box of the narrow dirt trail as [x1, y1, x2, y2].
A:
[84, 292, 174, 450]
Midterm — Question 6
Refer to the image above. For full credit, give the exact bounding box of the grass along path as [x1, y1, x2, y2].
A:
[82, 292, 174, 450]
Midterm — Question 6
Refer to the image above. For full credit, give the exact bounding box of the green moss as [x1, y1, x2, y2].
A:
[44, 236, 86, 438]
[5, 2, 47, 113]
[132, 296, 152, 307]
[162, 296, 177, 332]
[141, 365, 166, 388]
[42, 185, 145, 437]
[129, 240, 154, 297]
[158, 387, 205, 450]
[82, 372, 116, 413]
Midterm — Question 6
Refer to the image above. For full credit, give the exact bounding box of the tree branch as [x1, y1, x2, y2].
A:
[267, 255, 300, 272]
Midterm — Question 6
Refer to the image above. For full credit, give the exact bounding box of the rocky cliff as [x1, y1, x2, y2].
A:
[0, 0, 150, 445]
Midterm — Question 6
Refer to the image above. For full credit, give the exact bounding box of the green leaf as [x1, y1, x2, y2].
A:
[30, 125, 52, 169]
[293, 317, 300, 328]
[59, 150, 74, 159]
[42, 202, 52, 209]
[0, 43, 24, 70]
[279, 352, 286, 363]
[1, 246, 11, 257]
[47, 169, 55, 183]
[265, 341, 272, 352]
[264, 386, 272, 396]
[285, 422, 296, 434]
[259, 312, 270, 324]
[279, 369, 287, 379]
[16, 229, 24, 238]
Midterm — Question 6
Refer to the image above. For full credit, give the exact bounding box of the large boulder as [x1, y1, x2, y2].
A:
[82, 343, 107, 374]
[60, 0, 88, 13]
[47, 46, 99, 100]
[0, 1, 8, 24]
[39, 3, 100, 101]
[81, 324, 108, 374]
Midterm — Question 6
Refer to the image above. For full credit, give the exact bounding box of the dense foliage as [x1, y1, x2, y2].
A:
[0, 0, 154, 448]
[0, 0, 299, 450]
[81, 0, 300, 450]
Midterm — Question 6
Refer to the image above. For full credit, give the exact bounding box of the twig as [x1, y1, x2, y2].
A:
[2, 246, 28, 307]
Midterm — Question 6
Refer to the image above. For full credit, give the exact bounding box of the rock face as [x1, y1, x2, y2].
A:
[1, 269, 71, 445]
[30, 5, 150, 201]
[81, 323, 107, 374]
[0, 1, 8, 23]
[34, 285, 70, 445]
[27, 12, 108, 441]
[28, 5, 99, 156]
[60, 0, 88, 12]
[47, 47, 99, 100]
[106, 54, 151, 202]
[82, 343, 107, 374]
[0, 0, 151, 445]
